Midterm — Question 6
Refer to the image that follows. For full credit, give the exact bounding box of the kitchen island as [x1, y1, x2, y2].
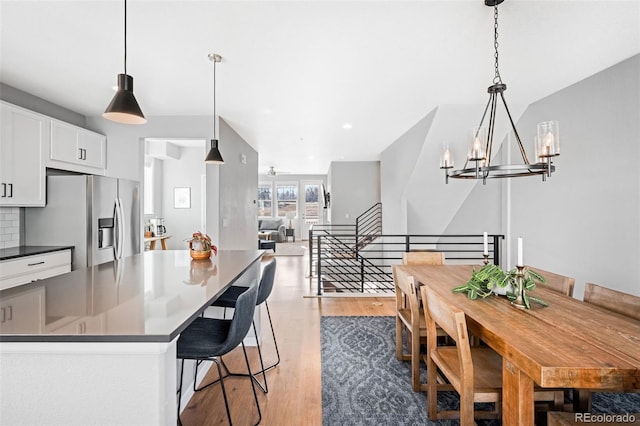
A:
[0, 249, 264, 425]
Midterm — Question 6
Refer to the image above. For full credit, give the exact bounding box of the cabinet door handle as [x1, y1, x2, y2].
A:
[7, 183, 12, 198]
[7, 306, 12, 321]
[78, 148, 83, 160]
[1, 183, 5, 198]
[82, 148, 87, 160]
[27, 261, 45, 266]
[1, 307, 5, 323]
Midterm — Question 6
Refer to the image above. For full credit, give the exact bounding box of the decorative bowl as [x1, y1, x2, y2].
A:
[190, 249, 211, 260]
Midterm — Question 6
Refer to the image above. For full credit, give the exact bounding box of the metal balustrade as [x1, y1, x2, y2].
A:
[309, 228, 504, 295]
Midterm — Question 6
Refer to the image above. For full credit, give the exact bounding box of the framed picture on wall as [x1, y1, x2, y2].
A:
[174, 187, 191, 209]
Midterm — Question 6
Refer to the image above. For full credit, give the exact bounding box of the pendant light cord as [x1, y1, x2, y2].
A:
[493, 5, 501, 84]
[124, 0, 127, 76]
[213, 56, 217, 139]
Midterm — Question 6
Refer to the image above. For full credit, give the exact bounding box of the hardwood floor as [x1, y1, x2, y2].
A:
[179, 252, 395, 425]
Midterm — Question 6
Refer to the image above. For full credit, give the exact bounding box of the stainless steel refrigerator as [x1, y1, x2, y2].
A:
[25, 175, 140, 269]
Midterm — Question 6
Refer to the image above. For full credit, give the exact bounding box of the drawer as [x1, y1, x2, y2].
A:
[0, 250, 71, 290]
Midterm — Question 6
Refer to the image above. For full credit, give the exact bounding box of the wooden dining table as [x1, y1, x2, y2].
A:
[396, 264, 640, 426]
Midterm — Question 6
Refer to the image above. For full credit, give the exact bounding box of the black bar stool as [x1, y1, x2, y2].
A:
[177, 282, 261, 425]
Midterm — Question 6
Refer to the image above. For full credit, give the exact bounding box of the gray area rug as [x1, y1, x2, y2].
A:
[320, 316, 640, 425]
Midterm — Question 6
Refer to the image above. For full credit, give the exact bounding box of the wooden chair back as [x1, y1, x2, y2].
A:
[392, 266, 428, 391]
[393, 266, 420, 316]
[584, 283, 640, 321]
[422, 286, 471, 371]
[421, 285, 501, 424]
[527, 266, 575, 297]
[402, 251, 445, 266]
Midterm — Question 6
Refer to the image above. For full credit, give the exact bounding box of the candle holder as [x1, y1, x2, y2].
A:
[511, 265, 527, 309]
[483, 254, 490, 265]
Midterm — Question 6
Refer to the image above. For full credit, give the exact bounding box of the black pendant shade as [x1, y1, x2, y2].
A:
[205, 139, 224, 164]
[103, 74, 146, 124]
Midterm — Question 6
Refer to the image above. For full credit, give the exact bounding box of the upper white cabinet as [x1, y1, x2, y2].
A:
[49, 119, 106, 174]
[0, 101, 48, 207]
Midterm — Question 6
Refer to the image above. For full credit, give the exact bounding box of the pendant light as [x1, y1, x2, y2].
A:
[441, 0, 559, 184]
[103, 0, 146, 124]
[205, 53, 225, 164]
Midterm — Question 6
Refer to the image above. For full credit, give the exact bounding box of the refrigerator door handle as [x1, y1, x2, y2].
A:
[117, 198, 126, 259]
[113, 198, 120, 260]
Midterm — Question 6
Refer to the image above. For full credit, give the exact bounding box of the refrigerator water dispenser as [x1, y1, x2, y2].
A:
[98, 218, 114, 249]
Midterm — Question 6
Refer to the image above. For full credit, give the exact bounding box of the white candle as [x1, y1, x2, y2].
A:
[517, 237, 523, 267]
[483, 232, 488, 255]
[472, 137, 481, 159]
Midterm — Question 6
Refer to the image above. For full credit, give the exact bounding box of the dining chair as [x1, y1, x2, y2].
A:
[393, 265, 429, 392]
[394, 253, 447, 392]
[421, 284, 502, 424]
[402, 251, 445, 266]
[526, 266, 575, 297]
[575, 282, 640, 412]
[421, 284, 566, 424]
[212, 259, 279, 393]
[584, 282, 640, 321]
[176, 282, 261, 426]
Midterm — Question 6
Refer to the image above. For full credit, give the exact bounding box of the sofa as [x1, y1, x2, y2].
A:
[258, 218, 286, 242]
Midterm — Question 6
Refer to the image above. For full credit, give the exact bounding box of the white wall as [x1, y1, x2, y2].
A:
[160, 146, 206, 250]
[216, 118, 259, 250]
[328, 161, 380, 225]
[380, 109, 437, 234]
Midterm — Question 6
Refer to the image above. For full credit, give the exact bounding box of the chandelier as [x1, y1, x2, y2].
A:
[441, 0, 560, 184]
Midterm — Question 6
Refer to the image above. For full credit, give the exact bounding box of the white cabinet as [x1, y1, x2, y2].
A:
[48, 313, 105, 335]
[49, 119, 106, 174]
[0, 101, 48, 207]
[0, 286, 45, 334]
[0, 249, 71, 291]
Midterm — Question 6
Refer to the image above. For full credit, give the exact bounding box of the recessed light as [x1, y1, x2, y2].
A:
[342, 123, 353, 130]
[308, 155, 315, 160]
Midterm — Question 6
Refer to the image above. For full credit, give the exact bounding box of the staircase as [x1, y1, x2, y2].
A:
[309, 203, 504, 295]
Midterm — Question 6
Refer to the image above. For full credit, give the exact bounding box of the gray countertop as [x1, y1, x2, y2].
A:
[0, 245, 74, 261]
[0, 249, 264, 343]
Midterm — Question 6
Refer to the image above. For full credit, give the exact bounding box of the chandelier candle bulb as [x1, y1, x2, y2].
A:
[440, 144, 454, 168]
[468, 127, 486, 160]
[537, 121, 560, 157]
[517, 237, 523, 267]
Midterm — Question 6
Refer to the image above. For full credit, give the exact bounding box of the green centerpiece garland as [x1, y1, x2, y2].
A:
[452, 264, 548, 309]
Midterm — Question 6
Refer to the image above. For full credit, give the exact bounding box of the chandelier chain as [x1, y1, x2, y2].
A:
[493, 5, 501, 84]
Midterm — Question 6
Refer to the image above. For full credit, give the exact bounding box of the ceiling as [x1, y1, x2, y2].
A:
[1, 1, 639, 175]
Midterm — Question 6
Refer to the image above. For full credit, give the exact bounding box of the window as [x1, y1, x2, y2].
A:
[304, 184, 320, 224]
[258, 183, 272, 217]
[275, 183, 297, 217]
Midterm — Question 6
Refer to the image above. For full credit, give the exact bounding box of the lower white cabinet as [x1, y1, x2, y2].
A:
[48, 314, 105, 335]
[0, 286, 45, 334]
[0, 249, 71, 291]
[49, 119, 106, 174]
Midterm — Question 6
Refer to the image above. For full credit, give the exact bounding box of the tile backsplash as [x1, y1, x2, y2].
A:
[0, 207, 21, 248]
